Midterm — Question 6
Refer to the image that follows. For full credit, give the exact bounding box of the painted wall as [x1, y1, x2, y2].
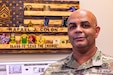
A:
[0, 0, 113, 62]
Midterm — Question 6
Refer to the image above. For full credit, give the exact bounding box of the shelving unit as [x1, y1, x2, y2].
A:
[0, 0, 79, 54]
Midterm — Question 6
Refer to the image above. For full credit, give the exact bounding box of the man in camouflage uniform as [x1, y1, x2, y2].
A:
[43, 9, 113, 75]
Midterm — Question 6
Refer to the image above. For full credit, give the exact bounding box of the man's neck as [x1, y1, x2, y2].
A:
[73, 46, 97, 65]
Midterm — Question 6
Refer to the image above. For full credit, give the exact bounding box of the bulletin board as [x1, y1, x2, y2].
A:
[0, 0, 79, 54]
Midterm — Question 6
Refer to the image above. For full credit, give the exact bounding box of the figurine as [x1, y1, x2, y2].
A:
[20, 34, 28, 44]
[36, 35, 46, 45]
[24, 5, 32, 11]
[9, 33, 16, 44]
[28, 21, 33, 27]
[62, 17, 68, 27]
[43, 5, 50, 11]
[0, 33, 10, 44]
[44, 17, 49, 27]
[28, 34, 36, 44]
[67, 6, 77, 12]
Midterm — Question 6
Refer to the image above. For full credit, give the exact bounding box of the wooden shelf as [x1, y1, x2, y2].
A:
[24, 11, 72, 16]
[24, 3, 79, 9]
[0, 44, 72, 49]
[0, 27, 67, 32]
[0, 49, 72, 54]
[0, 34, 71, 48]
[24, 19, 62, 25]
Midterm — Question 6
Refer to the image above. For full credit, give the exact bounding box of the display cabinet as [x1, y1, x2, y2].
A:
[0, 0, 79, 53]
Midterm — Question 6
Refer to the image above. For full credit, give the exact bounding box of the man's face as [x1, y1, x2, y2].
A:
[68, 11, 100, 50]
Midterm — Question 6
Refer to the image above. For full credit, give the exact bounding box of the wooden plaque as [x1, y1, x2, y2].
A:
[0, 0, 79, 54]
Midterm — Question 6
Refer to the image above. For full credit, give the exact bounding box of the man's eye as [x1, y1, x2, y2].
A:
[68, 23, 76, 30]
[69, 26, 76, 30]
[81, 22, 90, 28]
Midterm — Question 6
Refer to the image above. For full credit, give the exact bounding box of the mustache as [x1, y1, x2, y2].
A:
[73, 34, 87, 39]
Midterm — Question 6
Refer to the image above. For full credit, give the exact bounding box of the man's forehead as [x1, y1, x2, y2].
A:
[68, 15, 90, 24]
[68, 9, 95, 20]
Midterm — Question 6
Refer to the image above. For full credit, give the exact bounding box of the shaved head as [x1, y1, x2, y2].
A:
[68, 9, 97, 26]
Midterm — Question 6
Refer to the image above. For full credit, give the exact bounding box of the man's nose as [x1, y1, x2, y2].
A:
[75, 26, 83, 33]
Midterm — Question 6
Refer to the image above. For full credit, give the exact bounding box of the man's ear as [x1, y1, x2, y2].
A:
[95, 26, 100, 38]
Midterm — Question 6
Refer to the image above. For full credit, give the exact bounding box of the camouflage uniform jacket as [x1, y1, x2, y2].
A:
[43, 50, 113, 75]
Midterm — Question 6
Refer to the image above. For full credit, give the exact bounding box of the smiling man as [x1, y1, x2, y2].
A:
[43, 9, 113, 75]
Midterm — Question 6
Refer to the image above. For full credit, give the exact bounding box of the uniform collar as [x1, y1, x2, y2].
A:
[63, 50, 103, 70]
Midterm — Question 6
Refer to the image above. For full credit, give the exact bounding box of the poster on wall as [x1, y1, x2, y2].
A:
[0, 0, 79, 54]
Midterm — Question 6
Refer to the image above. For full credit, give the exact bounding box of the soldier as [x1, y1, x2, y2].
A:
[43, 9, 113, 75]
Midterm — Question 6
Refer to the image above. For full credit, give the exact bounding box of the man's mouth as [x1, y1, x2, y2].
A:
[74, 37, 85, 41]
